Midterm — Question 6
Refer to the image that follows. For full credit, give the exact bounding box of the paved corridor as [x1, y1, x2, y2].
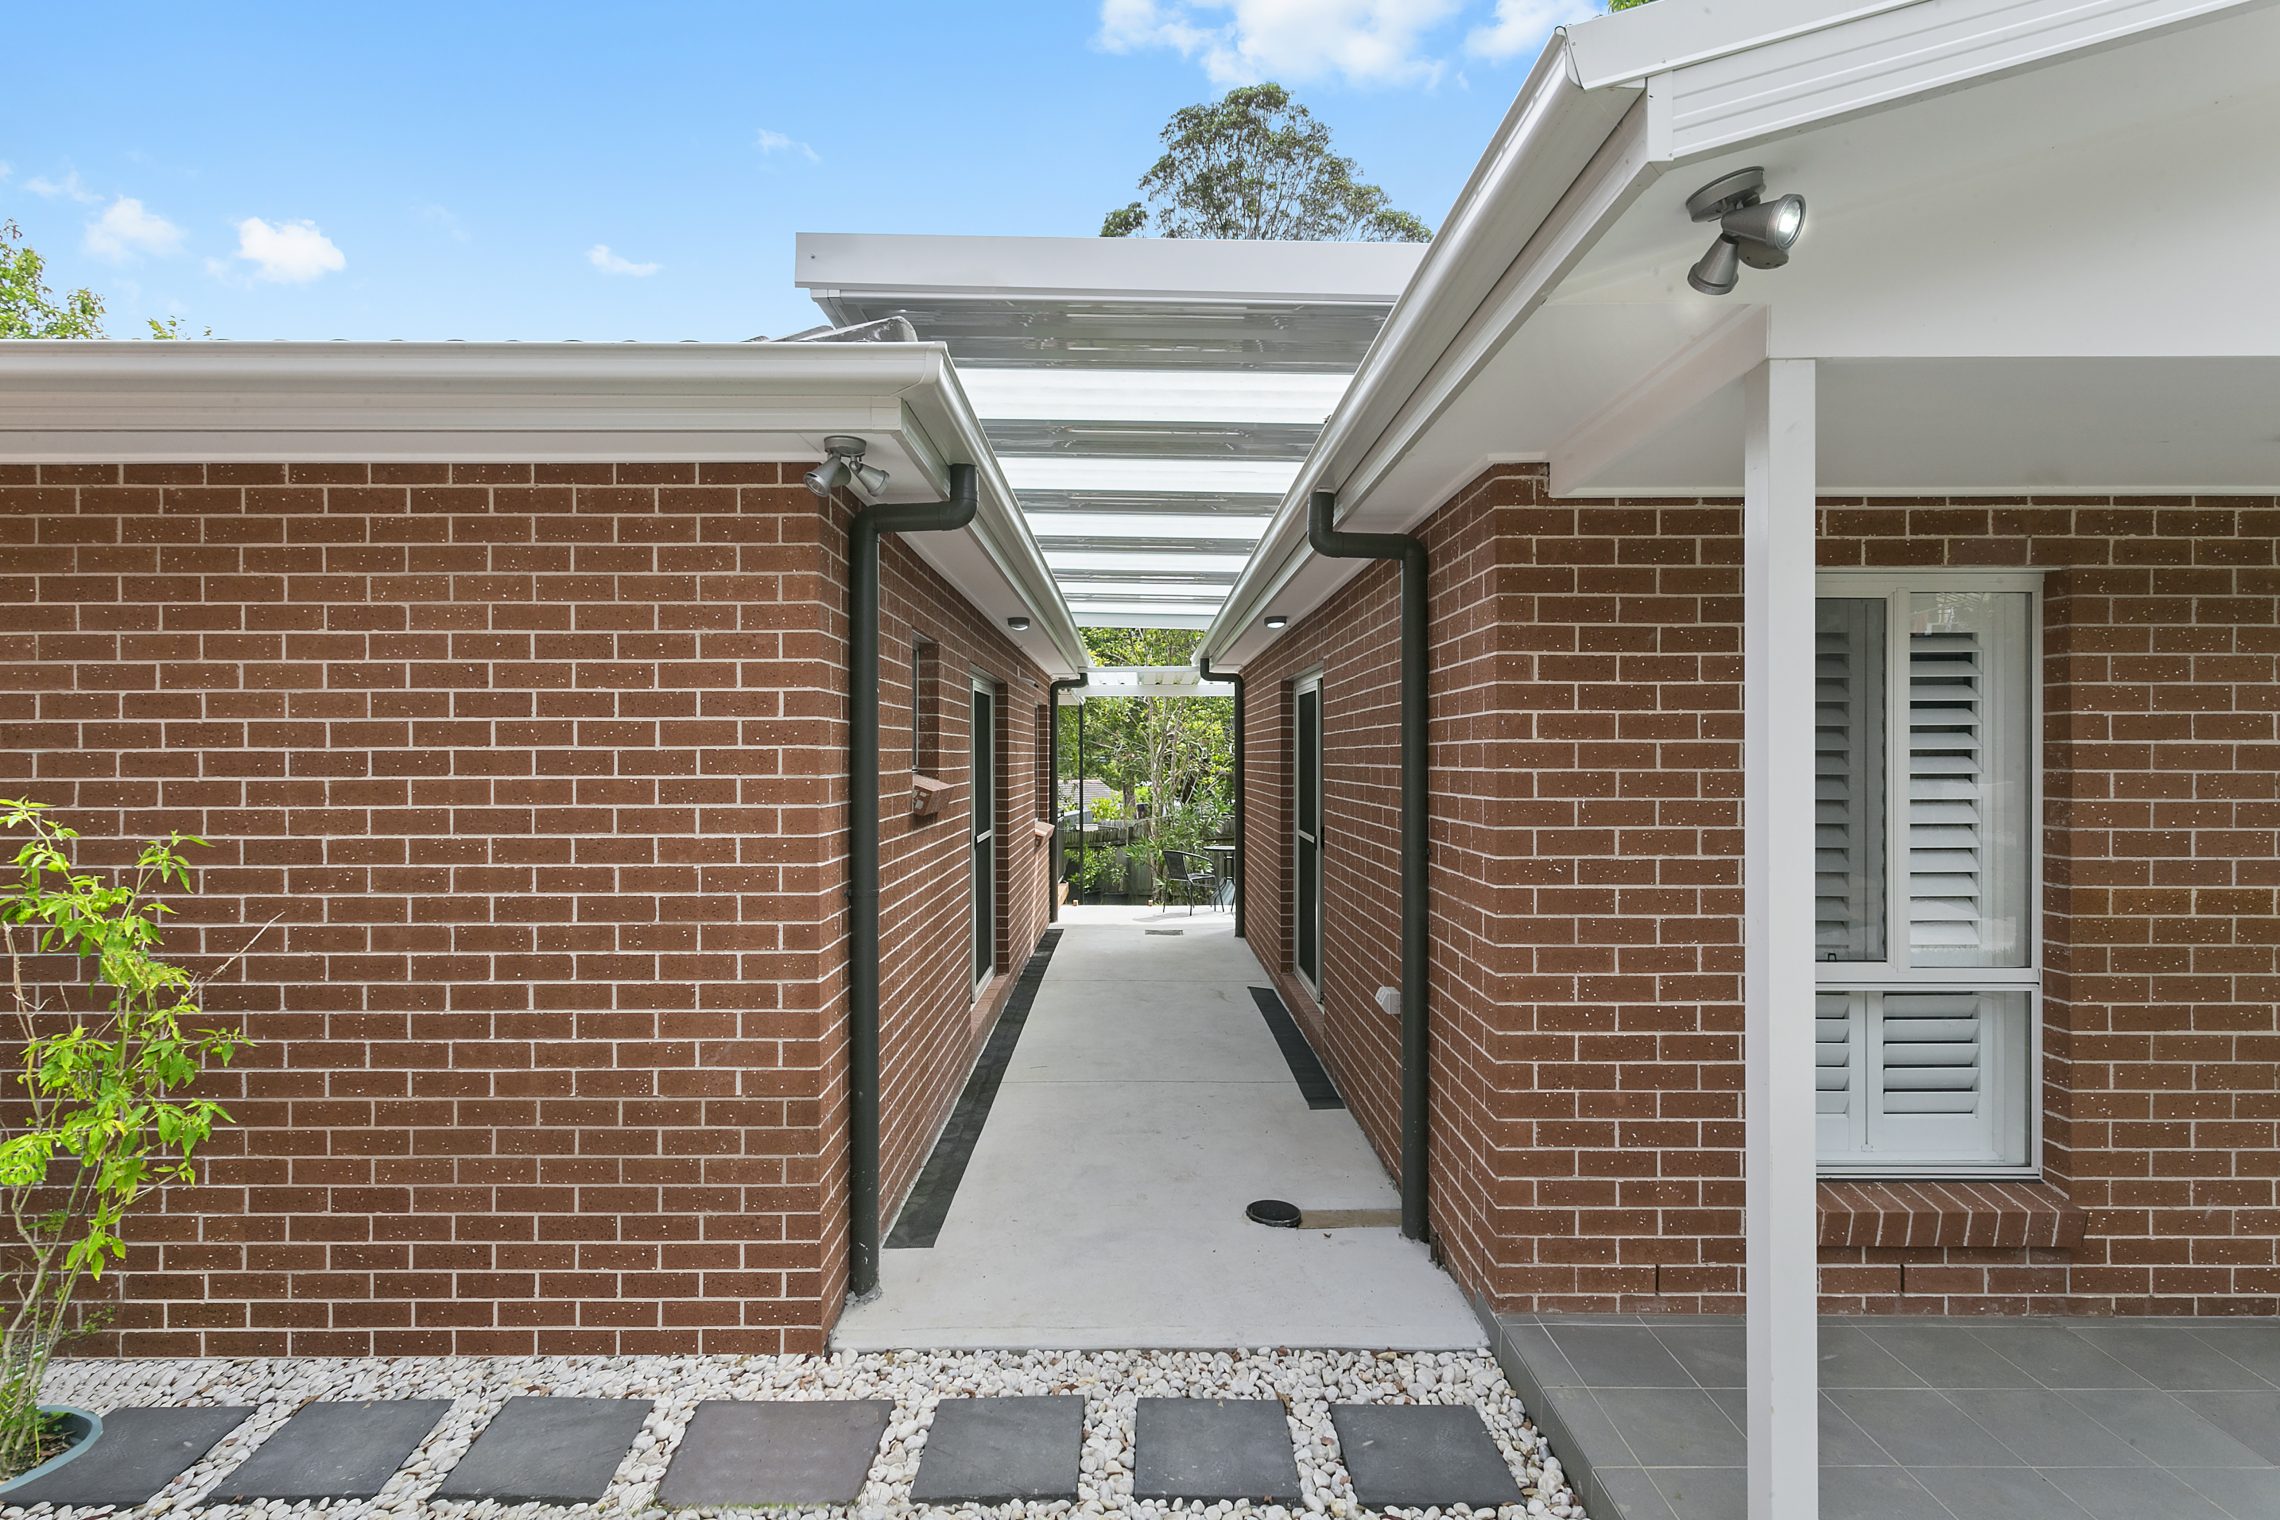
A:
[834, 904, 1482, 1350]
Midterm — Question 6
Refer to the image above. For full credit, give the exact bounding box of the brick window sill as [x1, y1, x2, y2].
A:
[1818, 1179, 2084, 1251]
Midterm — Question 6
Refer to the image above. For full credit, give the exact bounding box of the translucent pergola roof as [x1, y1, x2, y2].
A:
[798, 234, 1421, 629]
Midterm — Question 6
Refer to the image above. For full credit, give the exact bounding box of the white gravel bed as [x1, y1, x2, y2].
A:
[25, 1349, 1584, 1520]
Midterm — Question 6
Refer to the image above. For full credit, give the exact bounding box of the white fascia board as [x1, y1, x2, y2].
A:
[1026, 512, 1268, 543]
[1079, 665, 1236, 698]
[796, 232, 1422, 309]
[960, 368, 1350, 426]
[1003, 456, 1300, 496]
[0, 339, 1089, 679]
[1045, 549, 1253, 575]
[1563, 0, 1927, 89]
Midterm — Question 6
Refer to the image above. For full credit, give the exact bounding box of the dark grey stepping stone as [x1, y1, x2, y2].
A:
[1331, 1404, 1523, 1510]
[204, 1398, 451, 1502]
[910, 1396, 1083, 1504]
[657, 1399, 893, 1507]
[1133, 1397, 1301, 1502]
[5, 1406, 255, 1507]
[431, 1396, 650, 1504]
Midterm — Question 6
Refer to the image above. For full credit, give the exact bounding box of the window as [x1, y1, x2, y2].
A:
[971, 676, 998, 992]
[1814, 575, 2038, 1174]
[1293, 673, 1323, 995]
[913, 640, 941, 776]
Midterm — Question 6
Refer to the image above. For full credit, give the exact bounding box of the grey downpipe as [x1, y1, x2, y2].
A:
[849, 463, 980, 1300]
[1307, 488, 1429, 1243]
[1047, 677, 1088, 922]
[1196, 653, 1245, 940]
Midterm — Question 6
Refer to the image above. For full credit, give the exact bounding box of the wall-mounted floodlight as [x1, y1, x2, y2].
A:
[1007, 615, 1031, 632]
[1685, 167, 1806, 296]
[804, 435, 889, 498]
[1264, 614, 1289, 630]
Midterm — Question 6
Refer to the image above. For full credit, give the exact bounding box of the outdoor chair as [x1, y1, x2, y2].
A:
[1160, 849, 1221, 915]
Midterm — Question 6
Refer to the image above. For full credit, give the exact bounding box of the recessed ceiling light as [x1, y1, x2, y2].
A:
[1007, 615, 1032, 632]
[1264, 614, 1289, 630]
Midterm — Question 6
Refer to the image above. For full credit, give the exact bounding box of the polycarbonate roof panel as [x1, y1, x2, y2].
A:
[797, 233, 1420, 628]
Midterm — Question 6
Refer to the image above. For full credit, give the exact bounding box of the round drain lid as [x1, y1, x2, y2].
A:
[1246, 1198, 1303, 1229]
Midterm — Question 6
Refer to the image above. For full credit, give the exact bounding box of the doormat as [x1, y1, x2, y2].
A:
[1247, 986, 1345, 1109]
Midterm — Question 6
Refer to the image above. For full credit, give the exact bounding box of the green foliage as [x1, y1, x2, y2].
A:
[0, 220, 206, 341]
[0, 802, 252, 1474]
[1101, 83, 1431, 242]
[1609, 0, 1656, 9]
[1071, 847, 1127, 899]
[0, 222, 104, 340]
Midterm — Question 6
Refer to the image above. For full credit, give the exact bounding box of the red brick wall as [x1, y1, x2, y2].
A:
[1240, 463, 2280, 1317]
[0, 459, 1053, 1356]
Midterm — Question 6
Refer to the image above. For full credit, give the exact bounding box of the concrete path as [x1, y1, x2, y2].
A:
[834, 904, 1482, 1350]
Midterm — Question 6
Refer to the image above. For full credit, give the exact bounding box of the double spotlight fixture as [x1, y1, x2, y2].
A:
[803, 435, 890, 499]
[1685, 167, 1807, 296]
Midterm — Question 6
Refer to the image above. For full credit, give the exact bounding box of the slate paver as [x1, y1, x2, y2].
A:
[1132, 1397, 1301, 1502]
[431, 1396, 651, 1504]
[909, 1396, 1083, 1504]
[4, 1406, 255, 1508]
[1330, 1404, 1523, 1510]
[656, 1399, 893, 1507]
[204, 1398, 451, 1502]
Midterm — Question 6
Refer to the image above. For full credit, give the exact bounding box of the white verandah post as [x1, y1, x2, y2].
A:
[1743, 358, 1820, 1520]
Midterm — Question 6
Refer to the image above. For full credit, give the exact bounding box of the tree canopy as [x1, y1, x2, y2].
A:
[1100, 83, 1430, 243]
[1063, 626, 1233, 867]
[1, 220, 199, 339]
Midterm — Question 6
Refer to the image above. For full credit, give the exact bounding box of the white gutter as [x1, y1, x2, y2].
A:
[0, 340, 1088, 678]
[1201, 34, 1642, 666]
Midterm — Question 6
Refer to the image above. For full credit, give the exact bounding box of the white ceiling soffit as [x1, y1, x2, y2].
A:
[799, 233, 1418, 630]
[0, 339, 1090, 679]
[1204, 0, 2276, 670]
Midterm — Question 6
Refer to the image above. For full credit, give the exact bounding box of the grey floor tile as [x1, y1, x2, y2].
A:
[1827, 1389, 2017, 1467]
[656, 1399, 893, 1508]
[1648, 1465, 1745, 1520]
[2041, 1466, 2237, 1520]
[1945, 1388, 2151, 1467]
[1968, 1324, 2152, 1390]
[2174, 1391, 2280, 1464]
[432, 1397, 650, 1504]
[1700, 1386, 1894, 1467]
[206, 1399, 449, 1503]
[1821, 1466, 1951, 1520]
[1590, 1464, 1680, 1520]
[5, 1406, 255, 1508]
[2062, 1389, 2273, 1469]
[1499, 1319, 1582, 1391]
[1329, 1404, 1522, 1510]
[2192, 1326, 2280, 1391]
[911, 1397, 1083, 1504]
[1590, 1388, 1745, 1467]
[1820, 1326, 1929, 1389]
[2066, 1324, 2270, 1392]
[2177, 1464, 2280, 1520]
[1864, 1325, 2041, 1389]
[1545, 1324, 1693, 1388]
[1913, 1465, 2097, 1520]
[1537, 1387, 1645, 1470]
[1654, 1324, 1745, 1389]
[1131, 1398, 1300, 1503]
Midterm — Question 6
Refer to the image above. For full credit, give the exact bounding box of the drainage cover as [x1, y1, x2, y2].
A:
[1246, 1199, 1303, 1229]
[1145, 929, 1185, 936]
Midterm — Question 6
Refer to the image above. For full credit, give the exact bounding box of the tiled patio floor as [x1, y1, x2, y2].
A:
[1486, 1311, 2280, 1520]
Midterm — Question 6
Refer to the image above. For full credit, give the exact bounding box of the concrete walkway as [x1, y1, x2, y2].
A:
[834, 904, 1481, 1350]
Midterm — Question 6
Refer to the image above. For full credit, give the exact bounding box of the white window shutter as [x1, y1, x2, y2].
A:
[1868, 988, 2028, 1164]
[1816, 601, 1884, 961]
[1906, 627, 1986, 958]
[1816, 990, 1858, 1157]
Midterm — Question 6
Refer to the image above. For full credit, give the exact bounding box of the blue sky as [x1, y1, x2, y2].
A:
[3, 2, 1593, 342]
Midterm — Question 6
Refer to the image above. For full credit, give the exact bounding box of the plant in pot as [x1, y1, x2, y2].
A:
[0, 802, 253, 1486]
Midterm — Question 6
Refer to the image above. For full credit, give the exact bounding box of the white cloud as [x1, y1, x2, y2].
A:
[25, 169, 100, 203]
[1465, 0, 1598, 61]
[231, 217, 346, 283]
[1096, 0, 1465, 87]
[756, 128, 820, 163]
[84, 196, 185, 262]
[587, 243, 660, 277]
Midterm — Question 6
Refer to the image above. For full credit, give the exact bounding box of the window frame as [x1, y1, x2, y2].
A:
[1814, 569, 2043, 1179]
[970, 672, 999, 1000]
[1292, 669, 1325, 1001]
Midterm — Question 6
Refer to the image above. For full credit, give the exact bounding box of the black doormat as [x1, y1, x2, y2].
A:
[886, 928, 1064, 1249]
[1248, 986, 1344, 1109]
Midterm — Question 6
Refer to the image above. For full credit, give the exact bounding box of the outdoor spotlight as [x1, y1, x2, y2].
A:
[850, 459, 891, 495]
[803, 435, 874, 498]
[1264, 614, 1289, 630]
[1007, 615, 1032, 631]
[1683, 167, 1806, 296]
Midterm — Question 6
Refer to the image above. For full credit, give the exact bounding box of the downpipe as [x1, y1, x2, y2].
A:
[1196, 653, 1244, 939]
[848, 463, 979, 1300]
[1047, 677, 1088, 922]
[1307, 488, 1430, 1244]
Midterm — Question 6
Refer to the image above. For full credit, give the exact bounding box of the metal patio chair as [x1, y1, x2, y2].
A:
[1160, 849, 1221, 915]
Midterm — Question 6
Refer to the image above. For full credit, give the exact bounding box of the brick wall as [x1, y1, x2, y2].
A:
[1241, 463, 2280, 1317]
[0, 460, 1053, 1355]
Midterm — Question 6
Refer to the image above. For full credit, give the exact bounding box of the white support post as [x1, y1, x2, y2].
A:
[1743, 358, 1820, 1520]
